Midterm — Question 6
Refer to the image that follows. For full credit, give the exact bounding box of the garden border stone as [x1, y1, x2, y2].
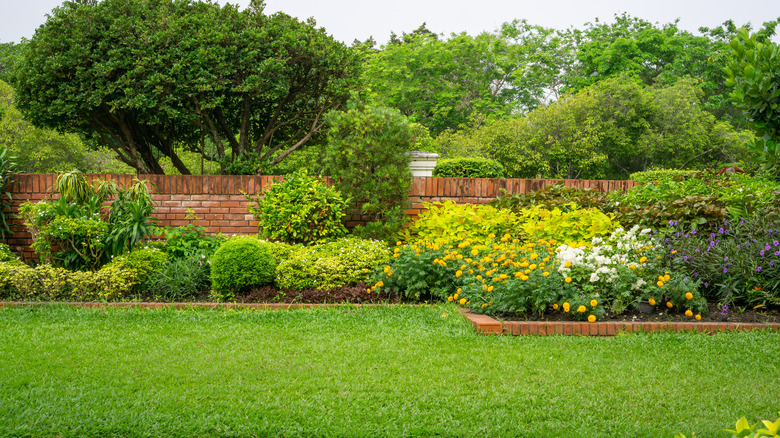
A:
[459, 309, 780, 335]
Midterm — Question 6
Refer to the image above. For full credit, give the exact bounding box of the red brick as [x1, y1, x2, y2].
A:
[529, 323, 538, 335]
[520, 323, 529, 335]
[606, 323, 615, 336]
[564, 323, 573, 335]
[555, 322, 565, 335]
[598, 323, 607, 336]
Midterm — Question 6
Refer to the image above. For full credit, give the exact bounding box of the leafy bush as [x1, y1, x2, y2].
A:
[515, 204, 620, 247]
[19, 172, 158, 270]
[433, 157, 505, 178]
[661, 213, 780, 306]
[491, 183, 613, 212]
[265, 240, 301, 265]
[0, 145, 17, 239]
[0, 243, 19, 263]
[244, 169, 347, 245]
[628, 168, 696, 182]
[157, 210, 226, 259]
[144, 253, 210, 301]
[210, 237, 275, 300]
[406, 201, 520, 247]
[276, 238, 391, 290]
[0, 247, 166, 301]
[325, 104, 414, 242]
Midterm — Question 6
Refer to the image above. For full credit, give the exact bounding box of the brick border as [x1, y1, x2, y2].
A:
[461, 311, 780, 336]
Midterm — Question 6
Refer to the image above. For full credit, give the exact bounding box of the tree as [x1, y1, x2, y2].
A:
[724, 29, 780, 177]
[14, 0, 359, 174]
[440, 76, 751, 179]
[324, 104, 414, 241]
[362, 21, 562, 135]
[0, 80, 132, 174]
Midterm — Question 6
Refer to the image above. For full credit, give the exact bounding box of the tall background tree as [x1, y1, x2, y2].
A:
[13, 0, 360, 174]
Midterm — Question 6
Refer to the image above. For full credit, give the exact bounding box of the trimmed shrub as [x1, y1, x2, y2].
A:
[433, 157, 505, 178]
[276, 238, 391, 290]
[629, 168, 696, 182]
[406, 200, 520, 246]
[210, 237, 275, 299]
[244, 169, 347, 245]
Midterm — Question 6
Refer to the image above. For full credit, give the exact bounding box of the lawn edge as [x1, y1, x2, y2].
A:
[459, 309, 780, 336]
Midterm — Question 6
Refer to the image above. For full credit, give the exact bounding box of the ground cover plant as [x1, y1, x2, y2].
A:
[0, 305, 778, 438]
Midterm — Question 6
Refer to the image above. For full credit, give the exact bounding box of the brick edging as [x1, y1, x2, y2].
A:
[0, 301, 382, 310]
[460, 310, 780, 336]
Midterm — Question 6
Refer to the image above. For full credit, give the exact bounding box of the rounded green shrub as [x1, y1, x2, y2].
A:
[276, 238, 391, 290]
[433, 157, 505, 178]
[210, 237, 275, 298]
[244, 169, 347, 245]
[628, 168, 696, 182]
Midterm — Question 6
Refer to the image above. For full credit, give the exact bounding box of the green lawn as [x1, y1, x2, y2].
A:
[0, 304, 778, 438]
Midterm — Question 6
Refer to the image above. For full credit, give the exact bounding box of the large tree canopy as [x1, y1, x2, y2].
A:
[14, 0, 360, 174]
[436, 76, 752, 179]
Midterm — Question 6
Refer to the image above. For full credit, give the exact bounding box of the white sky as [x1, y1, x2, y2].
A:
[1, 0, 779, 44]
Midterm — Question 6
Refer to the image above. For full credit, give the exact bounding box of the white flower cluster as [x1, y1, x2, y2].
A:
[556, 225, 654, 284]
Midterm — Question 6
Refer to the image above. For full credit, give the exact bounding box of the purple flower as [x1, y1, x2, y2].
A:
[740, 218, 745, 225]
[766, 243, 772, 251]
[756, 266, 762, 272]
[692, 229, 697, 235]
[719, 227, 724, 234]
[774, 241, 779, 247]
[771, 261, 775, 267]
[710, 241, 716, 247]
[775, 251, 780, 256]
[760, 250, 765, 257]
[695, 248, 701, 253]
[704, 282, 708, 287]
[720, 304, 728, 315]
[724, 257, 729, 262]
[684, 256, 689, 261]
[723, 267, 728, 273]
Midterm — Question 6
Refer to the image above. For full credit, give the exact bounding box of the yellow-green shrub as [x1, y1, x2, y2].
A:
[517, 204, 620, 247]
[407, 201, 520, 246]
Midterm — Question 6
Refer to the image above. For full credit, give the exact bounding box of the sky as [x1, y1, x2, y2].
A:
[1, 0, 779, 45]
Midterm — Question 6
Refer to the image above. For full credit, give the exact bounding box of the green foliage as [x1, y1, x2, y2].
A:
[219, 152, 262, 175]
[0, 144, 17, 239]
[446, 76, 751, 179]
[516, 204, 620, 247]
[0, 247, 166, 301]
[156, 210, 226, 259]
[244, 169, 347, 245]
[13, 0, 359, 174]
[492, 183, 613, 212]
[725, 29, 780, 177]
[629, 168, 697, 182]
[210, 237, 275, 300]
[0, 243, 18, 263]
[407, 201, 520, 246]
[275, 238, 391, 290]
[20, 174, 159, 270]
[433, 157, 505, 178]
[144, 252, 210, 302]
[325, 104, 414, 241]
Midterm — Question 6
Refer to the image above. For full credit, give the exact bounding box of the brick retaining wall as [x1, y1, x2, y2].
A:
[3, 174, 638, 261]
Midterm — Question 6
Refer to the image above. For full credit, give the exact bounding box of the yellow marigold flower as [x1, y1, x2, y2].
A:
[459, 298, 467, 305]
[471, 249, 479, 256]
[488, 233, 496, 239]
[565, 261, 572, 268]
[396, 241, 402, 246]
[590, 299, 598, 307]
[685, 309, 693, 317]
[657, 281, 664, 287]
[487, 286, 494, 292]
[563, 302, 570, 312]
[629, 264, 636, 270]
[565, 277, 572, 283]
[529, 264, 537, 270]
[366, 288, 371, 294]
[542, 257, 550, 262]
[648, 298, 656, 306]
[521, 275, 529, 281]
[695, 314, 701, 321]
[515, 272, 522, 278]
[386, 272, 392, 277]
[498, 274, 508, 280]
[685, 292, 693, 300]
[542, 271, 550, 277]
[448, 295, 454, 302]
[588, 315, 597, 323]
[375, 281, 384, 288]
[640, 256, 647, 263]
[553, 303, 559, 310]
[577, 305, 586, 313]
[664, 274, 670, 282]
[476, 275, 482, 280]
[530, 253, 538, 260]
[482, 285, 488, 292]
[666, 301, 673, 308]
[657, 276, 664, 282]
[456, 270, 462, 278]
[456, 254, 463, 259]
[457, 288, 462, 293]
[394, 253, 400, 258]
[453, 293, 459, 300]
[481, 303, 487, 309]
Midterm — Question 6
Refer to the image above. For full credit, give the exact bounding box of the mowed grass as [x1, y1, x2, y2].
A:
[0, 305, 778, 438]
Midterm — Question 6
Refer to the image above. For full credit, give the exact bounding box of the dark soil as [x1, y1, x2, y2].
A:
[501, 302, 780, 324]
[234, 282, 402, 305]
